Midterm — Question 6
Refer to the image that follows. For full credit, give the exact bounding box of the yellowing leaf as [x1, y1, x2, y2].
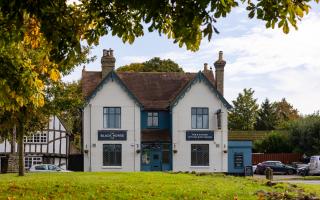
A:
[16, 96, 24, 107]
[50, 69, 60, 82]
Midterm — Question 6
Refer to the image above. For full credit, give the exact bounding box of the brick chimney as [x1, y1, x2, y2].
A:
[214, 51, 226, 95]
[101, 48, 116, 78]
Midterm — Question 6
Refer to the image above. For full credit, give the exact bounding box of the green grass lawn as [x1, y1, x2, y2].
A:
[0, 172, 319, 200]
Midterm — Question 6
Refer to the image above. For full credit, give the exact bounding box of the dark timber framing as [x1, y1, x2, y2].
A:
[0, 116, 70, 170]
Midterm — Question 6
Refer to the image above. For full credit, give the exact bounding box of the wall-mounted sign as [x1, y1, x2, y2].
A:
[98, 130, 127, 141]
[234, 153, 244, 168]
[186, 131, 214, 141]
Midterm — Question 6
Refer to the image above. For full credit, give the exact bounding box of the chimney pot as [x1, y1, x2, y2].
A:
[219, 51, 223, 61]
[204, 63, 208, 71]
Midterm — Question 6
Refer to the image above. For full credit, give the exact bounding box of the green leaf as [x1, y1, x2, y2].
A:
[283, 21, 289, 34]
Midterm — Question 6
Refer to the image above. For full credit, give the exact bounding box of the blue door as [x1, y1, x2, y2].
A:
[151, 150, 162, 171]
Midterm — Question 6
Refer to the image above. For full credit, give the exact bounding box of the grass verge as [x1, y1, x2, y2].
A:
[0, 172, 319, 200]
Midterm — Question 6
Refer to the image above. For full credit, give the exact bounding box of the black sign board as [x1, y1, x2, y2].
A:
[186, 131, 214, 141]
[98, 130, 127, 141]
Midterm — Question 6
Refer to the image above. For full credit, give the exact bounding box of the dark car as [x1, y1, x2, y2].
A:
[256, 161, 296, 175]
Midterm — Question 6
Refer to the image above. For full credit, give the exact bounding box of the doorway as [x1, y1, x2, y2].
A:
[141, 143, 171, 171]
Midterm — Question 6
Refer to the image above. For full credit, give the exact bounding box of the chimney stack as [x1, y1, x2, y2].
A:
[214, 51, 226, 95]
[101, 48, 116, 78]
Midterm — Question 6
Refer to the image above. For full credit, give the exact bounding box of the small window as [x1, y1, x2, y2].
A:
[24, 133, 47, 143]
[234, 153, 244, 168]
[191, 108, 209, 129]
[24, 157, 42, 169]
[103, 144, 122, 166]
[147, 112, 159, 127]
[103, 107, 121, 128]
[191, 144, 209, 166]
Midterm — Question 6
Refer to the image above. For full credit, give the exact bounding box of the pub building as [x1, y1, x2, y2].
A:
[82, 49, 232, 172]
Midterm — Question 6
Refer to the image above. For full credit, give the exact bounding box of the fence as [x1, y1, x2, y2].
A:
[252, 153, 303, 165]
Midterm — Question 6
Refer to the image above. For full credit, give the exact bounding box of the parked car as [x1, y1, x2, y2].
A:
[252, 165, 257, 174]
[297, 164, 309, 176]
[29, 164, 71, 172]
[309, 155, 320, 175]
[256, 161, 296, 175]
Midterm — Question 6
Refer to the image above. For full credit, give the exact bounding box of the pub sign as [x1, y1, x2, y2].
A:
[186, 131, 214, 141]
[98, 130, 127, 141]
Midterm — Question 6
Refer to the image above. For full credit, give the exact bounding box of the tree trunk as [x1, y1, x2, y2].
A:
[11, 125, 16, 154]
[17, 122, 25, 176]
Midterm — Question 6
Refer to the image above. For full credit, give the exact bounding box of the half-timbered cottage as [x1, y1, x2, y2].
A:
[0, 116, 70, 172]
[82, 49, 232, 172]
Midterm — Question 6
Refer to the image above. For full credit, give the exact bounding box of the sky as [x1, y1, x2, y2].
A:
[63, 6, 320, 115]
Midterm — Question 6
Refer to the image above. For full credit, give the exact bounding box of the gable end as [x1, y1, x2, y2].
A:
[169, 72, 232, 110]
[84, 71, 143, 108]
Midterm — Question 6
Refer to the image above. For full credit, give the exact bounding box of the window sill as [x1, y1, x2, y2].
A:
[190, 166, 210, 168]
[101, 166, 122, 169]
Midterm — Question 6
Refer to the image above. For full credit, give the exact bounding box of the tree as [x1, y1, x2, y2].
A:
[288, 113, 320, 156]
[0, 16, 88, 176]
[117, 57, 184, 72]
[48, 81, 84, 150]
[253, 131, 292, 153]
[274, 98, 300, 129]
[229, 88, 259, 130]
[255, 98, 278, 130]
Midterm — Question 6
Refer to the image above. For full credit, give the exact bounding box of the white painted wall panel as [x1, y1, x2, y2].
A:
[172, 80, 228, 172]
[83, 79, 141, 172]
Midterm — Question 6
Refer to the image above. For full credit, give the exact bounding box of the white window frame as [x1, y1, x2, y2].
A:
[24, 132, 47, 143]
[24, 157, 42, 169]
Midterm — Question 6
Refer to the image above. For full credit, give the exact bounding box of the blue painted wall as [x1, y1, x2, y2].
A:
[141, 111, 170, 129]
[228, 141, 252, 174]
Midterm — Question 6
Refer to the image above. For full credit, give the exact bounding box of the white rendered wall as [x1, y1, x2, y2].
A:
[172, 80, 228, 172]
[83, 79, 141, 172]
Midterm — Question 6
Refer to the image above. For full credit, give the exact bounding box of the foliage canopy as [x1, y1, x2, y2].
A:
[117, 57, 184, 72]
[229, 88, 259, 130]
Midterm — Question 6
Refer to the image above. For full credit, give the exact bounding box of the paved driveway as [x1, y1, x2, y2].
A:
[253, 174, 320, 185]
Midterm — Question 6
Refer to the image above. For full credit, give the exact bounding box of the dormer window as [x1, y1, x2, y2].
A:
[147, 112, 159, 127]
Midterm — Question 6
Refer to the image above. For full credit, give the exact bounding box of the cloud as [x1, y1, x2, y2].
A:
[211, 13, 320, 114]
[63, 9, 320, 114]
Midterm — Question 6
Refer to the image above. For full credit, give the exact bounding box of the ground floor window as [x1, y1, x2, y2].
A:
[103, 144, 122, 166]
[191, 144, 209, 166]
[24, 157, 42, 169]
[234, 153, 244, 168]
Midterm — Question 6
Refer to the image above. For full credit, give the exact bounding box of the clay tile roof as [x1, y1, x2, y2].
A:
[117, 72, 197, 110]
[81, 71, 102, 98]
[82, 70, 216, 110]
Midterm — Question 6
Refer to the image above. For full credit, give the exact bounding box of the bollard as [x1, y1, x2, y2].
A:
[265, 167, 273, 181]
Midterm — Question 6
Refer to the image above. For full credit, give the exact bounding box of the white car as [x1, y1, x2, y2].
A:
[309, 155, 320, 175]
[29, 164, 71, 172]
